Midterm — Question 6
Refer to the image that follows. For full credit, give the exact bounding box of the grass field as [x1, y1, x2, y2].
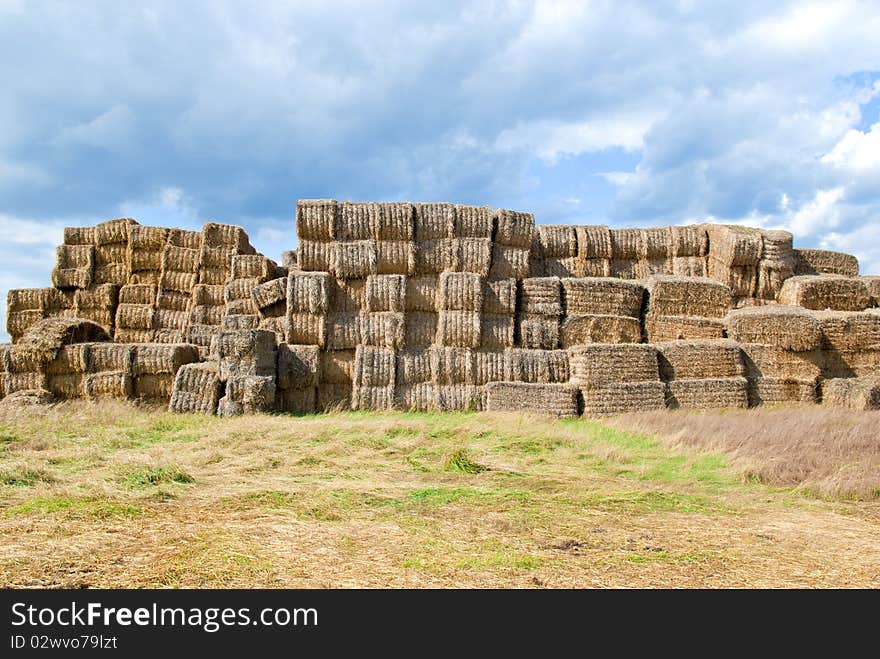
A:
[0, 401, 878, 588]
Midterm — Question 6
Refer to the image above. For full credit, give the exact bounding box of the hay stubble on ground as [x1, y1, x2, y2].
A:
[0, 402, 877, 588]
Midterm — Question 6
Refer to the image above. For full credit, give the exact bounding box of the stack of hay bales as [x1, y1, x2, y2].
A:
[431, 345, 477, 411]
[250, 277, 288, 340]
[275, 343, 320, 413]
[609, 228, 643, 279]
[485, 381, 579, 417]
[480, 277, 516, 350]
[706, 224, 763, 306]
[394, 343, 435, 412]
[517, 277, 561, 349]
[452, 205, 493, 276]
[640, 227, 673, 277]
[821, 377, 880, 411]
[215, 329, 277, 416]
[352, 345, 395, 411]
[286, 271, 329, 348]
[333, 202, 378, 279]
[560, 278, 644, 345]
[131, 343, 198, 403]
[814, 310, 880, 378]
[114, 284, 157, 343]
[222, 254, 277, 330]
[51, 243, 93, 290]
[529, 225, 579, 277]
[489, 209, 533, 279]
[158, 229, 201, 343]
[187, 283, 225, 358]
[296, 199, 336, 272]
[576, 225, 613, 277]
[670, 225, 709, 277]
[728, 305, 824, 406]
[94, 218, 138, 286]
[657, 339, 749, 409]
[168, 362, 222, 414]
[413, 202, 456, 274]
[396, 273, 438, 411]
[569, 344, 666, 415]
[127, 225, 168, 286]
[73, 284, 117, 337]
[794, 249, 859, 277]
[644, 275, 731, 341]
[755, 230, 795, 303]
[84, 342, 134, 400]
[45, 343, 89, 399]
[2, 343, 48, 396]
[361, 274, 405, 349]
[436, 271, 481, 350]
[199, 222, 254, 286]
[376, 202, 416, 275]
[778, 275, 872, 311]
[6, 288, 72, 343]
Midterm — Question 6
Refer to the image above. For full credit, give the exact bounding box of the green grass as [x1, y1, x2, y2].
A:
[443, 449, 489, 474]
[1, 467, 55, 487]
[7, 495, 143, 519]
[120, 465, 194, 489]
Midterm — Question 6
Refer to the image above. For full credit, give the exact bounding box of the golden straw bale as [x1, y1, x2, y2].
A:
[670, 225, 708, 257]
[436, 310, 480, 348]
[485, 382, 579, 418]
[197, 266, 229, 286]
[159, 270, 198, 293]
[520, 277, 561, 315]
[646, 275, 731, 318]
[642, 227, 671, 258]
[665, 377, 749, 410]
[581, 258, 611, 278]
[45, 344, 90, 375]
[438, 272, 483, 312]
[84, 371, 132, 399]
[436, 384, 477, 411]
[610, 229, 644, 260]
[169, 362, 221, 414]
[726, 305, 823, 351]
[671, 256, 708, 278]
[489, 243, 530, 279]
[231, 254, 273, 281]
[276, 343, 320, 390]
[856, 275, 879, 307]
[251, 277, 287, 311]
[287, 271, 330, 314]
[353, 345, 395, 387]
[95, 218, 138, 245]
[118, 284, 157, 306]
[325, 312, 361, 350]
[608, 259, 640, 279]
[188, 304, 223, 326]
[472, 349, 506, 385]
[132, 343, 199, 376]
[707, 258, 758, 297]
[821, 349, 880, 379]
[755, 259, 795, 301]
[365, 274, 406, 312]
[395, 348, 432, 385]
[275, 386, 317, 414]
[114, 328, 155, 343]
[413, 202, 454, 241]
[560, 314, 643, 345]
[285, 313, 326, 348]
[318, 382, 353, 411]
[761, 230, 794, 261]
[64, 226, 96, 246]
[482, 277, 517, 315]
[329, 277, 366, 312]
[739, 344, 824, 379]
[580, 381, 667, 415]
[202, 222, 252, 252]
[793, 248, 859, 277]
[456, 238, 492, 276]
[359, 312, 405, 349]
[561, 277, 644, 317]
[161, 245, 200, 273]
[568, 343, 660, 384]
[415, 238, 458, 274]
[296, 199, 338, 241]
[405, 275, 438, 312]
[320, 350, 355, 384]
[133, 373, 176, 400]
[821, 377, 880, 410]
[376, 240, 416, 275]
[298, 240, 333, 273]
[156, 309, 188, 331]
[576, 225, 613, 260]
[516, 313, 559, 350]
[814, 310, 880, 352]
[199, 244, 236, 270]
[644, 314, 726, 342]
[166, 228, 201, 250]
[778, 275, 872, 311]
[538, 257, 584, 278]
[393, 383, 437, 412]
[128, 225, 168, 250]
[480, 314, 515, 349]
[504, 348, 568, 384]
[706, 224, 763, 265]
[334, 240, 377, 279]
[748, 377, 818, 407]
[493, 209, 534, 248]
[453, 205, 492, 238]
[430, 346, 474, 385]
[535, 225, 578, 258]
[656, 339, 744, 381]
[47, 373, 84, 399]
[403, 311, 438, 347]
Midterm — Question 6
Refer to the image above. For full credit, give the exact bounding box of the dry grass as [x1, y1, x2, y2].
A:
[0, 401, 877, 588]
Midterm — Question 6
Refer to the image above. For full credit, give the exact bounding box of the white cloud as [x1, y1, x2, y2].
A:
[821, 122, 880, 172]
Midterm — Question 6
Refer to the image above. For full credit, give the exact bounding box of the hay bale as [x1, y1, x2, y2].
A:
[353, 346, 395, 388]
[453, 205, 492, 238]
[132, 343, 199, 376]
[739, 344, 824, 379]
[282, 250, 298, 271]
[778, 275, 872, 311]
[223, 375, 275, 414]
[707, 258, 758, 298]
[165, 228, 201, 250]
[670, 225, 708, 257]
[377, 202, 415, 241]
[706, 224, 763, 265]
[93, 264, 129, 286]
[489, 243, 530, 279]
[376, 240, 416, 275]
[2, 344, 45, 374]
[188, 304, 223, 326]
[535, 225, 578, 258]
[430, 346, 474, 385]
[155, 309, 188, 331]
[359, 312, 405, 349]
[436, 384, 477, 411]
[6, 310, 44, 341]
[671, 256, 708, 278]
[821, 377, 880, 410]
[456, 238, 492, 276]
[161, 245, 200, 273]
[393, 383, 437, 412]
[115, 304, 156, 331]
[197, 267, 229, 286]
[560, 314, 642, 345]
[94, 244, 128, 268]
[8, 287, 69, 313]
[656, 339, 744, 381]
[45, 344, 89, 375]
[168, 362, 221, 414]
[517, 313, 559, 350]
[748, 377, 818, 407]
[576, 225, 613, 260]
[438, 272, 483, 312]
[666, 377, 749, 410]
[127, 271, 161, 286]
[185, 323, 216, 353]
[275, 386, 317, 414]
[581, 381, 667, 415]
[568, 344, 659, 384]
[337, 202, 377, 241]
[793, 249, 859, 277]
[128, 225, 168, 251]
[325, 312, 361, 350]
[199, 245, 236, 270]
[133, 373, 176, 400]
[296, 199, 338, 241]
[396, 348, 432, 385]
[414, 238, 458, 274]
[213, 330, 276, 380]
[726, 305, 822, 351]
[482, 277, 517, 315]
[404, 275, 438, 312]
[250, 277, 287, 312]
[52, 245, 94, 289]
[413, 202, 454, 240]
[493, 209, 534, 248]
[646, 275, 731, 318]
[225, 278, 261, 304]
[858, 275, 880, 307]
[581, 258, 611, 278]
[287, 271, 330, 314]
[644, 314, 726, 342]
[609, 259, 640, 280]
[114, 328, 154, 343]
[610, 229, 644, 260]
[118, 284, 157, 306]
[87, 343, 133, 373]
[202, 222, 251, 252]
[277, 343, 320, 389]
[539, 257, 583, 278]
[155, 289, 190, 312]
[95, 218, 138, 245]
[642, 227, 671, 258]
[472, 349, 506, 386]
[3, 371, 48, 396]
[334, 240, 377, 279]
[352, 384, 395, 411]
[761, 230, 794, 261]
[47, 372, 84, 399]
[159, 269, 198, 293]
[257, 316, 287, 339]
[14, 317, 110, 363]
[231, 254, 273, 281]
[129, 248, 163, 272]
[318, 382, 353, 411]
[485, 381, 579, 417]
[297, 240, 333, 273]
[505, 348, 569, 383]
[562, 277, 643, 317]
[222, 314, 258, 330]
[520, 277, 561, 316]
[64, 226, 96, 245]
[815, 310, 880, 352]
[436, 310, 481, 348]
[755, 259, 795, 301]
[822, 349, 880, 378]
[320, 350, 355, 384]
[153, 329, 187, 344]
[640, 257, 672, 277]
[403, 311, 438, 347]
[84, 371, 132, 399]
[365, 274, 406, 312]
[480, 314, 515, 349]
[328, 278, 366, 312]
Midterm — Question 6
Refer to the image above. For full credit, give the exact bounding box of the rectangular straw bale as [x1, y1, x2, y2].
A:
[197, 267, 229, 286]
[223, 375, 276, 413]
[188, 304, 223, 326]
[794, 249, 859, 277]
[520, 277, 561, 316]
[84, 371, 132, 399]
[257, 316, 287, 339]
[413, 202, 454, 240]
[153, 329, 186, 344]
[94, 243, 128, 267]
[168, 363, 221, 414]
[610, 258, 644, 280]
[64, 226, 96, 245]
[748, 377, 818, 407]
[186, 323, 217, 351]
[320, 350, 355, 384]
[351, 384, 394, 411]
[535, 225, 578, 258]
[166, 228, 201, 250]
[711, 260, 757, 297]
[329, 277, 366, 312]
[582, 258, 611, 278]
[251, 277, 287, 311]
[115, 304, 156, 331]
[159, 269, 198, 293]
[405, 275, 438, 312]
[275, 386, 317, 414]
[95, 218, 137, 245]
[318, 383, 353, 411]
[822, 349, 880, 378]
[287, 271, 330, 314]
[325, 312, 361, 350]
[199, 245, 236, 270]
[755, 260, 794, 300]
[438, 272, 483, 312]
[642, 227, 671, 259]
[482, 277, 516, 315]
[672, 256, 708, 278]
[576, 225, 613, 260]
[114, 328, 154, 343]
[505, 348, 569, 384]
[127, 271, 161, 286]
[338, 202, 377, 241]
[3, 371, 47, 395]
[222, 315, 258, 331]
[430, 346, 474, 385]
[285, 313, 326, 348]
[454, 205, 492, 239]
[132, 343, 199, 376]
[485, 382, 579, 417]
[297, 240, 333, 273]
[155, 289, 191, 312]
[191, 284, 225, 307]
[739, 344, 824, 379]
[365, 274, 406, 312]
[156, 309, 188, 331]
[86, 343, 133, 373]
[821, 377, 880, 411]
[2, 345, 43, 373]
[225, 278, 261, 303]
[560, 314, 642, 346]
[456, 238, 492, 276]
[472, 349, 506, 385]
[51, 266, 91, 290]
[45, 344, 89, 375]
[726, 305, 822, 351]
[394, 383, 437, 412]
[644, 314, 725, 342]
[334, 240, 377, 279]
[493, 209, 535, 248]
[296, 199, 337, 241]
[353, 345, 395, 387]
[8, 288, 62, 313]
[778, 275, 871, 311]
[517, 313, 559, 350]
[640, 257, 672, 277]
[541, 257, 584, 278]
[396, 348, 432, 385]
[93, 263, 129, 286]
[133, 373, 176, 400]
[480, 314, 515, 349]
[161, 245, 200, 273]
[47, 372, 84, 399]
[580, 381, 667, 415]
[231, 255, 272, 281]
[118, 284, 157, 306]
[170, 387, 220, 415]
[665, 377, 750, 410]
[815, 310, 880, 352]
[568, 343, 659, 384]
[562, 277, 644, 317]
[73, 308, 115, 331]
[376, 240, 416, 275]
[6, 310, 44, 339]
[436, 384, 477, 411]
[706, 224, 763, 265]
[414, 238, 458, 274]
[489, 243, 530, 279]
[656, 339, 744, 381]
[375, 202, 414, 241]
[646, 275, 732, 318]
[128, 225, 168, 250]
[761, 230, 794, 261]
[610, 229, 644, 260]
[670, 225, 708, 257]
[403, 311, 438, 347]
[359, 312, 405, 349]
[276, 343, 320, 389]
[55, 244, 94, 270]
[202, 222, 250, 251]
[436, 310, 481, 348]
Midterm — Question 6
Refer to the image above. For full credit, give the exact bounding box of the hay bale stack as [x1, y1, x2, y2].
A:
[127, 225, 168, 285]
[394, 347, 435, 410]
[218, 375, 275, 416]
[114, 284, 158, 343]
[665, 377, 749, 410]
[198, 222, 254, 285]
[52, 244, 94, 289]
[212, 329, 276, 382]
[575, 225, 612, 277]
[359, 311, 404, 349]
[317, 349, 354, 411]
[821, 377, 880, 411]
[187, 284, 225, 357]
[275, 343, 320, 414]
[63, 226, 96, 246]
[530, 225, 580, 277]
[814, 310, 880, 378]
[1, 344, 48, 396]
[581, 381, 667, 415]
[655, 339, 748, 410]
[755, 230, 795, 302]
[748, 378, 818, 406]
[706, 224, 763, 299]
[84, 370, 133, 400]
[169, 362, 221, 414]
[285, 272, 330, 347]
[517, 277, 561, 349]
[570, 344, 664, 416]
[726, 305, 822, 352]
[644, 275, 730, 342]
[794, 249, 859, 277]
[7, 288, 74, 342]
[489, 209, 533, 279]
[452, 205, 492, 276]
[560, 278, 644, 346]
[222, 314, 259, 330]
[93, 218, 138, 285]
[436, 273, 482, 349]
[352, 345, 395, 411]
[131, 343, 199, 402]
[485, 381, 579, 417]
[504, 348, 569, 384]
[44, 343, 89, 399]
[81, 341, 133, 401]
[778, 275, 872, 311]
[609, 228, 647, 279]
[251, 277, 288, 341]
[480, 277, 516, 349]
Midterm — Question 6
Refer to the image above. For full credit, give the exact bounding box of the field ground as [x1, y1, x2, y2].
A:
[0, 401, 877, 588]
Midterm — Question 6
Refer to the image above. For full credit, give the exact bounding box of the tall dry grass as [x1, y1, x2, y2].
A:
[610, 407, 880, 500]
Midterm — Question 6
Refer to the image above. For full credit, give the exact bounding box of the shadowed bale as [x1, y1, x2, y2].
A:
[485, 381, 579, 417]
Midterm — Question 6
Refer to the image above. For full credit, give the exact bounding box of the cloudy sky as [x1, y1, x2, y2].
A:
[2, 1, 879, 334]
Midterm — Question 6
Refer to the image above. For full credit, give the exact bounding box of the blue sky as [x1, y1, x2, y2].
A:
[2, 1, 880, 336]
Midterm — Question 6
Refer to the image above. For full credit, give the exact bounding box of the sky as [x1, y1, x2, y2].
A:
[1, 1, 879, 337]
